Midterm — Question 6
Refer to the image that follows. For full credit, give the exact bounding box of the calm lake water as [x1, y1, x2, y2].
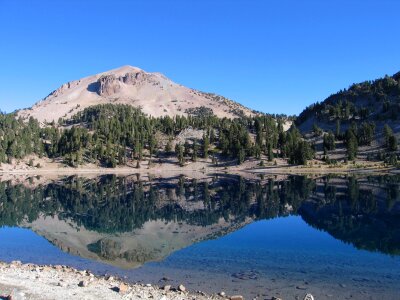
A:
[0, 174, 399, 299]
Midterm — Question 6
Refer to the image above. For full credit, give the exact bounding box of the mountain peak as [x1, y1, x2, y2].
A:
[18, 66, 255, 123]
[103, 65, 144, 76]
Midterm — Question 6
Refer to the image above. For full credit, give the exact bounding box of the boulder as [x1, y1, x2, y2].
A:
[178, 284, 186, 292]
[118, 283, 129, 294]
[163, 285, 171, 291]
[304, 294, 314, 300]
[78, 280, 88, 287]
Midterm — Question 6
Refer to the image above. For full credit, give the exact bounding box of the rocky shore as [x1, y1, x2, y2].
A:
[0, 261, 235, 300]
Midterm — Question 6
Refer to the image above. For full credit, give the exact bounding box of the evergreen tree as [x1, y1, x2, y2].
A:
[323, 131, 336, 151]
[388, 135, 398, 151]
[192, 139, 199, 162]
[268, 142, 274, 161]
[383, 124, 397, 151]
[202, 133, 209, 158]
[175, 144, 185, 166]
[165, 138, 173, 154]
[335, 119, 341, 138]
[345, 129, 358, 160]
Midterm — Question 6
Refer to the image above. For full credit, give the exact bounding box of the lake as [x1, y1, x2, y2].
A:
[0, 174, 399, 299]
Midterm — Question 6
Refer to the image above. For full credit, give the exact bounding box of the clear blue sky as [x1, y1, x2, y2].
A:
[1, 0, 400, 115]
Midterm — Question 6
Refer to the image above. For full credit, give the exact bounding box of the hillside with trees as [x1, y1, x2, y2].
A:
[296, 71, 400, 130]
[2, 71, 400, 170]
[295, 72, 400, 166]
[0, 104, 309, 169]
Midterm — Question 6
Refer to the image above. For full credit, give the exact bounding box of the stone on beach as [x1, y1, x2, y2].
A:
[304, 294, 314, 300]
[178, 284, 186, 292]
[118, 282, 129, 294]
[78, 280, 89, 287]
[163, 285, 171, 291]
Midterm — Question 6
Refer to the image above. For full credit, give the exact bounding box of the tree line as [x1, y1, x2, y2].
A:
[0, 104, 315, 167]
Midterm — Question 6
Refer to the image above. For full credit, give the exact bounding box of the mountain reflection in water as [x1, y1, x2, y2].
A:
[0, 174, 399, 269]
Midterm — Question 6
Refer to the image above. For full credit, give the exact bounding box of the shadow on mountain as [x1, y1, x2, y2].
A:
[87, 81, 100, 93]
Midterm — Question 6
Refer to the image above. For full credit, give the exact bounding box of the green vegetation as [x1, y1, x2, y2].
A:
[323, 131, 336, 151]
[384, 124, 398, 151]
[345, 128, 358, 160]
[297, 72, 400, 125]
[295, 72, 400, 163]
[0, 104, 314, 167]
[0, 114, 43, 163]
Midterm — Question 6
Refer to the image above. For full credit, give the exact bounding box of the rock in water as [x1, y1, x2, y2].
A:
[304, 294, 315, 300]
[230, 296, 244, 300]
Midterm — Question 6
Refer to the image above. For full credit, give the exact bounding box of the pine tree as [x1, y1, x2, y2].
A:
[209, 128, 216, 143]
[165, 138, 173, 154]
[175, 144, 185, 166]
[323, 131, 336, 151]
[202, 133, 209, 158]
[388, 135, 398, 151]
[238, 147, 245, 164]
[384, 124, 393, 147]
[346, 130, 358, 160]
[267, 142, 274, 161]
[148, 134, 157, 166]
[335, 120, 341, 138]
[192, 139, 199, 162]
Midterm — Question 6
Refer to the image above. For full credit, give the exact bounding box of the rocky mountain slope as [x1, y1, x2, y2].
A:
[18, 65, 256, 123]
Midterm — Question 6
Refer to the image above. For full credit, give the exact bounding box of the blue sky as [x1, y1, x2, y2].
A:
[1, 0, 400, 115]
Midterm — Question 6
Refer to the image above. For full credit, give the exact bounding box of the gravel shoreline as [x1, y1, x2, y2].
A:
[0, 261, 234, 300]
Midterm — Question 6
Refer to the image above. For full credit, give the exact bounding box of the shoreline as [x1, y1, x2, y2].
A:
[0, 155, 396, 179]
[0, 260, 231, 300]
[0, 164, 395, 176]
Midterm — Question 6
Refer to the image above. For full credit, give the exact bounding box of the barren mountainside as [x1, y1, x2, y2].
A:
[18, 65, 256, 123]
